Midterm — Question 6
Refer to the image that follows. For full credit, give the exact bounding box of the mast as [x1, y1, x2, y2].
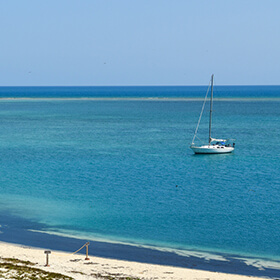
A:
[209, 74, 214, 144]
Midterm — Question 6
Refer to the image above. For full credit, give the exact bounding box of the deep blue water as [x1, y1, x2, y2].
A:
[0, 86, 279, 263]
[0, 85, 279, 98]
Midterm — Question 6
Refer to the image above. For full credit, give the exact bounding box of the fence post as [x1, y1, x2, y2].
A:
[85, 242, 90, 260]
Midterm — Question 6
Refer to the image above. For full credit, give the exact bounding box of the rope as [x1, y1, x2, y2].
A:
[51, 242, 90, 257]
[70, 242, 90, 256]
[194, 135, 203, 144]
[191, 80, 211, 144]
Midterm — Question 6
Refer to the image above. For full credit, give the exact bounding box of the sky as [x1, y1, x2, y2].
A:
[0, 1, 280, 86]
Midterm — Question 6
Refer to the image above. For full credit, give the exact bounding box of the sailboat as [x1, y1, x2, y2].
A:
[190, 74, 235, 154]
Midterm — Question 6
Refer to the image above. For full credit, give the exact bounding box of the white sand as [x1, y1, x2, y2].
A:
[0, 241, 269, 280]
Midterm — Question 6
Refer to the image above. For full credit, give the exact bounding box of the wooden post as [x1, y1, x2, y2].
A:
[85, 242, 90, 260]
[44, 251, 51, 266]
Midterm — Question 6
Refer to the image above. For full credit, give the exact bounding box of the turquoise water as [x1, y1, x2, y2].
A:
[0, 86, 279, 261]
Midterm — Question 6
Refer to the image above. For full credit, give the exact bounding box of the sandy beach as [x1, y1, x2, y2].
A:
[0, 241, 273, 280]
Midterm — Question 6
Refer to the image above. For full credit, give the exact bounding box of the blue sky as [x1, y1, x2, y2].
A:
[0, 1, 279, 86]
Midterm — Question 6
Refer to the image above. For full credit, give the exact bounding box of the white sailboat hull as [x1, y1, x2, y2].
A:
[190, 145, 234, 154]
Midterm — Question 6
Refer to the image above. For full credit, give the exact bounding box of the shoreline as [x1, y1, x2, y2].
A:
[30, 229, 280, 264]
[0, 241, 270, 280]
[0, 214, 280, 279]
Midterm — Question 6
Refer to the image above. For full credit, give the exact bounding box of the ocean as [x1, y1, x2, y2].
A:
[0, 86, 279, 273]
